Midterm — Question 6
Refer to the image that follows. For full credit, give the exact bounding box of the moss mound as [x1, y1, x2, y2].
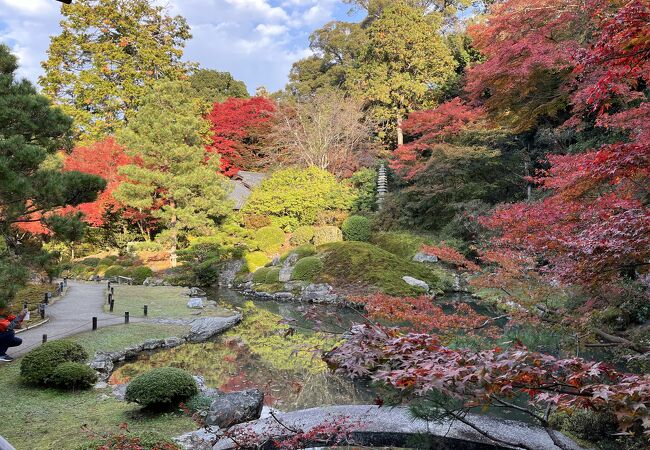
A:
[317, 241, 445, 296]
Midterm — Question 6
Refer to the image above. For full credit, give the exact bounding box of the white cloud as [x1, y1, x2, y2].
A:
[0, 0, 56, 16]
[255, 23, 288, 36]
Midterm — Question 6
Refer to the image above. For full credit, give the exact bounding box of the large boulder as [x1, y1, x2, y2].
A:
[187, 297, 205, 309]
[187, 315, 242, 343]
[219, 260, 244, 287]
[279, 253, 299, 282]
[175, 429, 221, 450]
[300, 283, 338, 304]
[205, 389, 264, 428]
[402, 276, 429, 292]
[412, 251, 438, 263]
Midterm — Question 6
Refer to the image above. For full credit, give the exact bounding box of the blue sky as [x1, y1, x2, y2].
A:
[0, 0, 362, 92]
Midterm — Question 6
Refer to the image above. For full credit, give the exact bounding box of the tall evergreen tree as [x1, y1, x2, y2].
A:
[189, 69, 249, 105]
[115, 80, 232, 267]
[40, 0, 191, 143]
[346, 1, 457, 146]
[0, 45, 105, 306]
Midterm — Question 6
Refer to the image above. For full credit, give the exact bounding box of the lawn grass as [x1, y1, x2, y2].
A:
[0, 323, 195, 450]
[105, 285, 233, 319]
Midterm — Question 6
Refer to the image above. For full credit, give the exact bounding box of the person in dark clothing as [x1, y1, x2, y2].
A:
[0, 307, 27, 362]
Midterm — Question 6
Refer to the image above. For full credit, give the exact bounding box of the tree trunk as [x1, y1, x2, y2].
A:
[396, 116, 404, 147]
[169, 200, 178, 268]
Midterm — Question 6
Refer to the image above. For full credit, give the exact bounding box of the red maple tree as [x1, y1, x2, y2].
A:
[62, 137, 132, 226]
[206, 96, 276, 176]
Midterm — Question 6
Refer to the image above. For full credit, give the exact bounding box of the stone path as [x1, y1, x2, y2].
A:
[11, 281, 140, 357]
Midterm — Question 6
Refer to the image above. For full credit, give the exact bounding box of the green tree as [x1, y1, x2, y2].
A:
[287, 21, 366, 98]
[346, 2, 456, 146]
[0, 45, 105, 306]
[115, 80, 232, 267]
[40, 0, 191, 143]
[189, 69, 248, 105]
[242, 167, 356, 231]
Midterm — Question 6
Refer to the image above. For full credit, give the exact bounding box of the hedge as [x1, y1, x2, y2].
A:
[125, 367, 198, 409]
[289, 226, 315, 246]
[21, 340, 88, 385]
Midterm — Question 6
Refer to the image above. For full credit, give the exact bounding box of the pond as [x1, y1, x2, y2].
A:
[110, 288, 376, 411]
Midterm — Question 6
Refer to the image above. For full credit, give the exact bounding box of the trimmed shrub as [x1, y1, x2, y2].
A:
[50, 362, 97, 390]
[313, 226, 343, 246]
[342, 215, 372, 242]
[243, 213, 272, 230]
[291, 256, 324, 281]
[126, 241, 163, 253]
[244, 251, 270, 273]
[252, 267, 273, 283]
[103, 265, 126, 278]
[265, 267, 281, 283]
[80, 258, 101, 267]
[129, 266, 153, 284]
[242, 167, 356, 231]
[255, 226, 285, 253]
[315, 210, 349, 227]
[290, 226, 315, 246]
[21, 340, 88, 385]
[125, 367, 198, 409]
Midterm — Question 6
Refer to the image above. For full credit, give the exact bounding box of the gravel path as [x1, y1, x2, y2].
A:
[10, 281, 140, 357]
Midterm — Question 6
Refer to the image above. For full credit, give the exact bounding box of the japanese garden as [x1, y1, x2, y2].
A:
[0, 0, 648, 449]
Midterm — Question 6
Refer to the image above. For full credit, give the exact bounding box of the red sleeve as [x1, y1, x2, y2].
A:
[6, 315, 16, 321]
[0, 319, 10, 333]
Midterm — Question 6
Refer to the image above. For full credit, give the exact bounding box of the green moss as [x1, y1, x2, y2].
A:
[371, 231, 433, 259]
[317, 241, 445, 296]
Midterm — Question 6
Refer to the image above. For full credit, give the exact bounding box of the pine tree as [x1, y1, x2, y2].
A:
[0, 45, 105, 306]
[115, 80, 232, 267]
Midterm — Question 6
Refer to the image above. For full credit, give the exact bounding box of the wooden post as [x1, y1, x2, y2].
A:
[124, 311, 129, 324]
[92, 317, 97, 331]
[43, 292, 49, 305]
[39, 304, 45, 319]
[143, 305, 148, 317]
[42, 334, 47, 343]
[109, 299, 114, 312]
[110, 287, 114, 296]
[108, 293, 112, 305]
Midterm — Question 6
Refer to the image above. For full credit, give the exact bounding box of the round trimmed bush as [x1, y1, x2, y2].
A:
[103, 265, 126, 278]
[21, 340, 88, 385]
[125, 367, 198, 409]
[342, 215, 372, 242]
[313, 226, 343, 246]
[129, 266, 154, 284]
[255, 226, 285, 252]
[291, 256, 324, 281]
[265, 267, 281, 283]
[252, 267, 273, 283]
[290, 226, 315, 246]
[244, 251, 270, 273]
[50, 362, 97, 390]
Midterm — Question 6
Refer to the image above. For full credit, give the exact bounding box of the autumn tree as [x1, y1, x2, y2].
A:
[206, 96, 276, 176]
[40, 0, 191, 142]
[189, 69, 248, 105]
[346, 1, 457, 146]
[477, 0, 650, 294]
[270, 91, 376, 176]
[0, 45, 104, 305]
[116, 80, 232, 267]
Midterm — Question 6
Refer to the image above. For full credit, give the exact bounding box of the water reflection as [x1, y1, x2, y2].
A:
[111, 300, 374, 411]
